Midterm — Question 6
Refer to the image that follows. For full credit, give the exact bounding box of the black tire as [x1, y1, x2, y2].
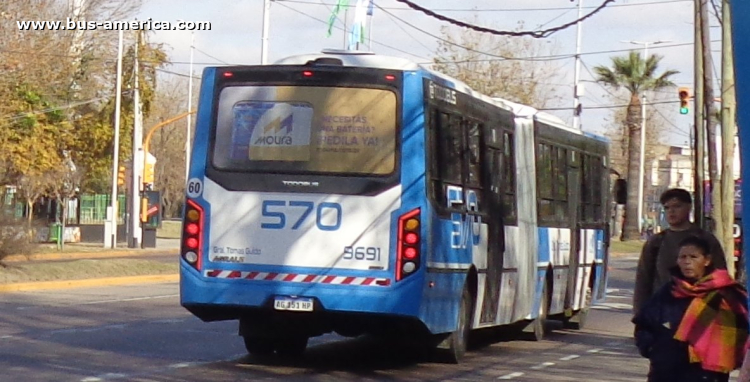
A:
[242, 335, 274, 357]
[275, 336, 308, 358]
[523, 281, 549, 341]
[564, 285, 591, 330]
[435, 284, 473, 364]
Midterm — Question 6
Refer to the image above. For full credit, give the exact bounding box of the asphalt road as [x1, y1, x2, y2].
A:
[3, 255, 737, 382]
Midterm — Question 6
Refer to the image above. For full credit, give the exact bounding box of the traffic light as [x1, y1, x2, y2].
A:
[678, 87, 691, 115]
[117, 165, 126, 186]
[143, 161, 155, 185]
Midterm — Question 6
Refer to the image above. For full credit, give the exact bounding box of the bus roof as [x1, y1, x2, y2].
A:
[273, 49, 421, 71]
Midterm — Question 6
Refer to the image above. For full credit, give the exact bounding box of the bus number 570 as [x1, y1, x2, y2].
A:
[261, 200, 342, 231]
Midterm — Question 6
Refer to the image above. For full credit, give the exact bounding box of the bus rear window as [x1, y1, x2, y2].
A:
[213, 86, 397, 175]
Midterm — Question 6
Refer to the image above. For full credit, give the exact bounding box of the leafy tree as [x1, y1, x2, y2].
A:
[73, 31, 170, 193]
[144, 77, 194, 218]
[433, 22, 562, 108]
[594, 52, 678, 240]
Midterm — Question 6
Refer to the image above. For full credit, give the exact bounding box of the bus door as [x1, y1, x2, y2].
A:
[564, 151, 581, 312]
[478, 124, 505, 325]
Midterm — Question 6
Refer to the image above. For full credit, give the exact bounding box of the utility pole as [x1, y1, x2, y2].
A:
[343, 6, 349, 49]
[693, 0, 705, 229]
[572, 0, 584, 131]
[186, 31, 194, 184]
[106, 29, 124, 249]
[720, 0, 736, 276]
[367, 0, 374, 51]
[261, 0, 270, 64]
[700, 0, 722, 247]
[129, 29, 144, 249]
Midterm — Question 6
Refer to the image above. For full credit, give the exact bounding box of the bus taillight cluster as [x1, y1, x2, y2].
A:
[182, 199, 204, 271]
[396, 208, 421, 281]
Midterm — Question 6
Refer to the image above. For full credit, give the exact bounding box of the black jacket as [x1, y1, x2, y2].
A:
[632, 272, 730, 382]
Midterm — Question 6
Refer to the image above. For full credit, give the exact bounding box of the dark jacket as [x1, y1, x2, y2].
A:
[632, 271, 730, 382]
[633, 226, 726, 313]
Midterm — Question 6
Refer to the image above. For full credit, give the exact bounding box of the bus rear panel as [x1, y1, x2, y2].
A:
[180, 64, 431, 338]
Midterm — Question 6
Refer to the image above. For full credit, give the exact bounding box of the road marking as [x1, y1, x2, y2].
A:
[80, 374, 126, 382]
[169, 362, 192, 368]
[152, 319, 186, 324]
[587, 348, 603, 353]
[498, 372, 524, 379]
[591, 302, 632, 310]
[559, 355, 580, 361]
[530, 362, 555, 370]
[598, 350, 628, 355]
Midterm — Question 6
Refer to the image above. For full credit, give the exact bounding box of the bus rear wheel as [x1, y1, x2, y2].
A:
[275, 336, 308, 358]
[435, 284, 473, 364]
[242, 335, 274, 357]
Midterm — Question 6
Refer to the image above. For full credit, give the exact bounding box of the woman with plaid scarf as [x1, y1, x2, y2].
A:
[633, 236, 749, 382]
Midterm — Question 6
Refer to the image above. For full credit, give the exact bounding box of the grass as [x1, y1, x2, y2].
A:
[157, 220, 182, 239]
[610, 239, 645, 254]
[0, 258, 177, 284]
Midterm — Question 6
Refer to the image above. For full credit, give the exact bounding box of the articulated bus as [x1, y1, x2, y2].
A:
[732, 1, 750, 286]
[179, 50, 610, 362]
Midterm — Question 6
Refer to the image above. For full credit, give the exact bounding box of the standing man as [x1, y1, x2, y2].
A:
[632, 188, 727, 314]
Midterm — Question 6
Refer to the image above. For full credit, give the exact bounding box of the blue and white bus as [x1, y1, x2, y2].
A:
[180, 50, 610, 362]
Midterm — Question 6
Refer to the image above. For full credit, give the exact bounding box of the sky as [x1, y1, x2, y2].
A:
[136, 0, 721, 146]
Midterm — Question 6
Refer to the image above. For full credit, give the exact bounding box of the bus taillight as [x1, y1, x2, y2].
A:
[396, 208, 421, 281]
[182, 199, 204, 271]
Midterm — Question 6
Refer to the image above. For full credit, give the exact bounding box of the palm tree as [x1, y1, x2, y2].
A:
[594, 52, 678, 241]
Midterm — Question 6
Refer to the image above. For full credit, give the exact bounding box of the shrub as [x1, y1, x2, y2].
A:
[0, 215, 39, 263]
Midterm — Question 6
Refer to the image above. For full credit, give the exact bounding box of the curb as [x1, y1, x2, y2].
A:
[0, 274, 179, 293]
[3, 248, 179, 263]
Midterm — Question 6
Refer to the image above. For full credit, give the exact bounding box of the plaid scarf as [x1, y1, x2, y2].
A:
[671, 269, 750, 373]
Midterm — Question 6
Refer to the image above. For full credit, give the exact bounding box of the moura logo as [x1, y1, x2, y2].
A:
[254, 135, 293, 145]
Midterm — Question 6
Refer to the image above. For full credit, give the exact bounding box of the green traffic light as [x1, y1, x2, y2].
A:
[680, 107, 689, 115]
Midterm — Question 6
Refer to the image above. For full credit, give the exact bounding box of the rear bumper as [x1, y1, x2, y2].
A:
[179, 262, 423, 320]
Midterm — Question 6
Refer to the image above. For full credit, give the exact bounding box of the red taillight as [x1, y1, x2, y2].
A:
[186, 237, 198, 249]
[186, 223, 199, 235]
[385, 74, 396, 81]
[223, 72, 233, 78]
[396, 208, 421, 282]
[303, 70, 313, 77]
[405, 232, 419, 245]
[182, 199, 204, 271]
[404, 247, 417, 260]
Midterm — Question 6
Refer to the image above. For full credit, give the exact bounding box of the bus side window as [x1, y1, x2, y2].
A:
[555, 147, 568, 222]
[503, 132, 517, 223]
[537, 143, 554, 223]
[433, 110, 464, 209]
[466, 121, 482, 188]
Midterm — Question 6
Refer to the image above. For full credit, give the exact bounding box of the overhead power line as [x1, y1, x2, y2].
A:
[539, 99, 680, 111]
[392, 0, 616, 38]
[275, 0, 690, 12]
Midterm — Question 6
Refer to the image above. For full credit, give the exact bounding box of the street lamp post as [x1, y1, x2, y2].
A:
[572, 0, 584, 130]
[622, 39, 670, 234]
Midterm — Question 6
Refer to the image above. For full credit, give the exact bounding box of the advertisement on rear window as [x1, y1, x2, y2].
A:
[214, 86, 397, 175]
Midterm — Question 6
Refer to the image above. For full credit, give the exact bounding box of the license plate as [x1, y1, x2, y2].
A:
[273, 297, 313, 312]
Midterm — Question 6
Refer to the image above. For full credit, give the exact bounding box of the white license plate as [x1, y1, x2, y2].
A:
[273, 297, 313, 312]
